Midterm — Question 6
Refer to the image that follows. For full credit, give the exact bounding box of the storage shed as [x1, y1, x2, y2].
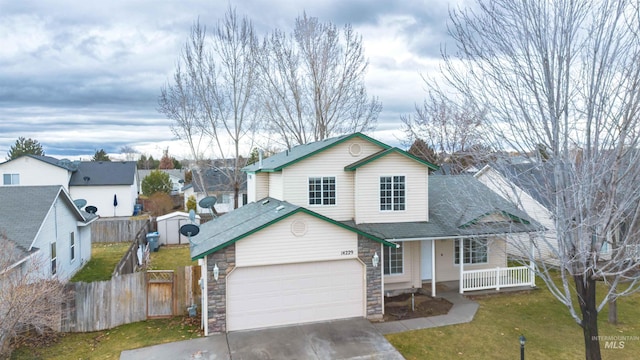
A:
[156, 211, 201, 245]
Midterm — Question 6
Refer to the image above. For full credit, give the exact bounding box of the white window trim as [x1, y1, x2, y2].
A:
[379, 174, 407, 212]
[384, 245, 404, 275]
[51, 242, 57, 276]
[453, 238, 489, 265]
[70, 232, 76, 263]
[3, 173, 20, 185]
[307, 176, 337, 207]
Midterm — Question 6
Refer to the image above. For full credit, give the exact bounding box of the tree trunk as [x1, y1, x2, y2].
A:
[608, 297, 617, 325]
[575, 275, 602, 360]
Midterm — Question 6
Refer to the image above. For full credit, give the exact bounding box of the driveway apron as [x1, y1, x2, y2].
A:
[120, 318, 404, 360]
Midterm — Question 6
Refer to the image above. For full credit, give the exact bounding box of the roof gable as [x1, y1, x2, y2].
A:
[344, 147, 438, 171]
[1, 154, 78, 171]
[0, 186, 88, 257]
[69, 161, 137, 186]
[190, 197, 394, 260]
[242, 133, 390, 173]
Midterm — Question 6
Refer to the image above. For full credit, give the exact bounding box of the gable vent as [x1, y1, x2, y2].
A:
[349, 143, 362, 157]
[291, 219, 308, 237]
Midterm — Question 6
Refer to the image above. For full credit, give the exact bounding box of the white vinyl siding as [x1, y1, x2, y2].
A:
[69, 184, 137, 218]
[235, 212, 358, 267]
[0, 156, 71, 190]
[354, 152, 428, 223]
[268, 172, 283, 200]
[383, 241, 422, 291]
[278, 138, 384, 221]
[226, 260, 365, 331]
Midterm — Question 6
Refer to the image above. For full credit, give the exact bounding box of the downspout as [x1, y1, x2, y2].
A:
[380, 242, 384, 315]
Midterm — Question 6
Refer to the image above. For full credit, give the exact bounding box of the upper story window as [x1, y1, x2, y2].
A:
[308, 177, 336, 205]
[3, 173, 19, 185]
[455, 238, 488, 265]
[380, 176, 405, 211]
[383, 245, 403, 275]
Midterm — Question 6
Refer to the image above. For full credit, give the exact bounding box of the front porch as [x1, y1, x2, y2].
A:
[422, 269, 536, 296]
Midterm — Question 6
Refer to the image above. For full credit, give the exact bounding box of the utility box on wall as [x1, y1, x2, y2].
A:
[156, 211, 201, 245]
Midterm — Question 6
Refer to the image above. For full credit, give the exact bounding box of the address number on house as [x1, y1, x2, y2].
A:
[341, 250, 354, 256]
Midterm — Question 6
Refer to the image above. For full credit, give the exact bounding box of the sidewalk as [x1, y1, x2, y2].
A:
[374, 291, 480, 335]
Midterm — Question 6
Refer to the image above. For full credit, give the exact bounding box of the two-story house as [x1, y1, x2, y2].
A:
[0, 155, 138, 217]
[190, 133, 539, 334]
[0, 186, 97, 283]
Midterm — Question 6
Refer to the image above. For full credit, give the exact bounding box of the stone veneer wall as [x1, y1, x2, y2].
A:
[358, 234, 383, 320]
[206, 243, 235, 334]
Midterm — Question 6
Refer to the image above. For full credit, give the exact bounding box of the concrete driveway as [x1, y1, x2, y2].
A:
[119, 318, 404, 360]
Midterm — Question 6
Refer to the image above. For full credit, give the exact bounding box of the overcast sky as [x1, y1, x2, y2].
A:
[0, 0, 458, 161]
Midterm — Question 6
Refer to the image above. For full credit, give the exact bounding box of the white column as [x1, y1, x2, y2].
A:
[529, 234, 536, 287]
[459, 238, 464, 294]
[431, 240, 436, 297]
[200, 257, 208, 336]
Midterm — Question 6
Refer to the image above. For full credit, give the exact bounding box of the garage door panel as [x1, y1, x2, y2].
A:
[227, 260, 364, 331]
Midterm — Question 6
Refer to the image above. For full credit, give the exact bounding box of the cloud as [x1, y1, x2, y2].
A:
[0, 0, 454, 160]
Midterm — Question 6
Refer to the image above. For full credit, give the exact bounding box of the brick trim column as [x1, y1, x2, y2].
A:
[358, 235, 383, 320]
[206, 244, 235, 333]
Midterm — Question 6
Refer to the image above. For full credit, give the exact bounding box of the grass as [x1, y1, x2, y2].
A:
[386, 283, 640, 359]
[148, 244, 196, 271]
[70, 243, 130, 282]
[11, 317, 202, 360]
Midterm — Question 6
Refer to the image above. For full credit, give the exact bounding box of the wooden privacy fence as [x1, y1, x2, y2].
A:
[60, 266, 201, 333]
[91, 217, 152, 243]
[113, 220, 152, 277]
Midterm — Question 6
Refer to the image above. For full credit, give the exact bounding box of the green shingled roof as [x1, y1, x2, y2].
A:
[189, 197, 396, 260]
[242, 133, 391, 173]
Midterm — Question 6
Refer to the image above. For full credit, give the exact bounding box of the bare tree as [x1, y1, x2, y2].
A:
[160, 7, 260, 209]
[436, 0, 640, 358]
[402, 90, 489, 173]
[119, 145, 139, 161]
[0, 235, 64, 357]
[258, 13, 381, 149]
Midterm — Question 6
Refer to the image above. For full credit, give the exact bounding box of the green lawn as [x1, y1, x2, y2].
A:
[386, 285, 640, 359]
[148, 244, 196, 271]
[11, 317, 202, 360]
[70, 243, 130, 282]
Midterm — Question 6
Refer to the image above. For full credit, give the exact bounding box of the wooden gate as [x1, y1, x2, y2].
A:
[147, 270, 174, 318]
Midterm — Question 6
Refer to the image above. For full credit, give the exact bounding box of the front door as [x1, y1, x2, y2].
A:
[421, 240, 432, 280]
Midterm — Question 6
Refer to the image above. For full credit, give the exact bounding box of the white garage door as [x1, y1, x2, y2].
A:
[227, 259, 365, 331]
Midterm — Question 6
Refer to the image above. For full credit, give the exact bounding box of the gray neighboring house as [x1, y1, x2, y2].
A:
[0, 186, 97, 283]
[183, 168, 247, 214]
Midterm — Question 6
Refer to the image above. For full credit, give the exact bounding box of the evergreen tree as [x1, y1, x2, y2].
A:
[7, 137, 45, 160]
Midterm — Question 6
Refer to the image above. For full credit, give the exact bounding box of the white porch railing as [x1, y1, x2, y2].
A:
[461, 266, 535, 293]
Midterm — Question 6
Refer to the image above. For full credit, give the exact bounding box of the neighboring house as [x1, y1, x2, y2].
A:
[183, 168, 247, 214]
[0, 155, 77, 191]
[69, 161, 138, 218]
[0, 156, 138, 217]
[474, 163, 611, 265]
[137, 169, 186, 195]
[191, 133, 540, 334]
[0, 186, 97, 283]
